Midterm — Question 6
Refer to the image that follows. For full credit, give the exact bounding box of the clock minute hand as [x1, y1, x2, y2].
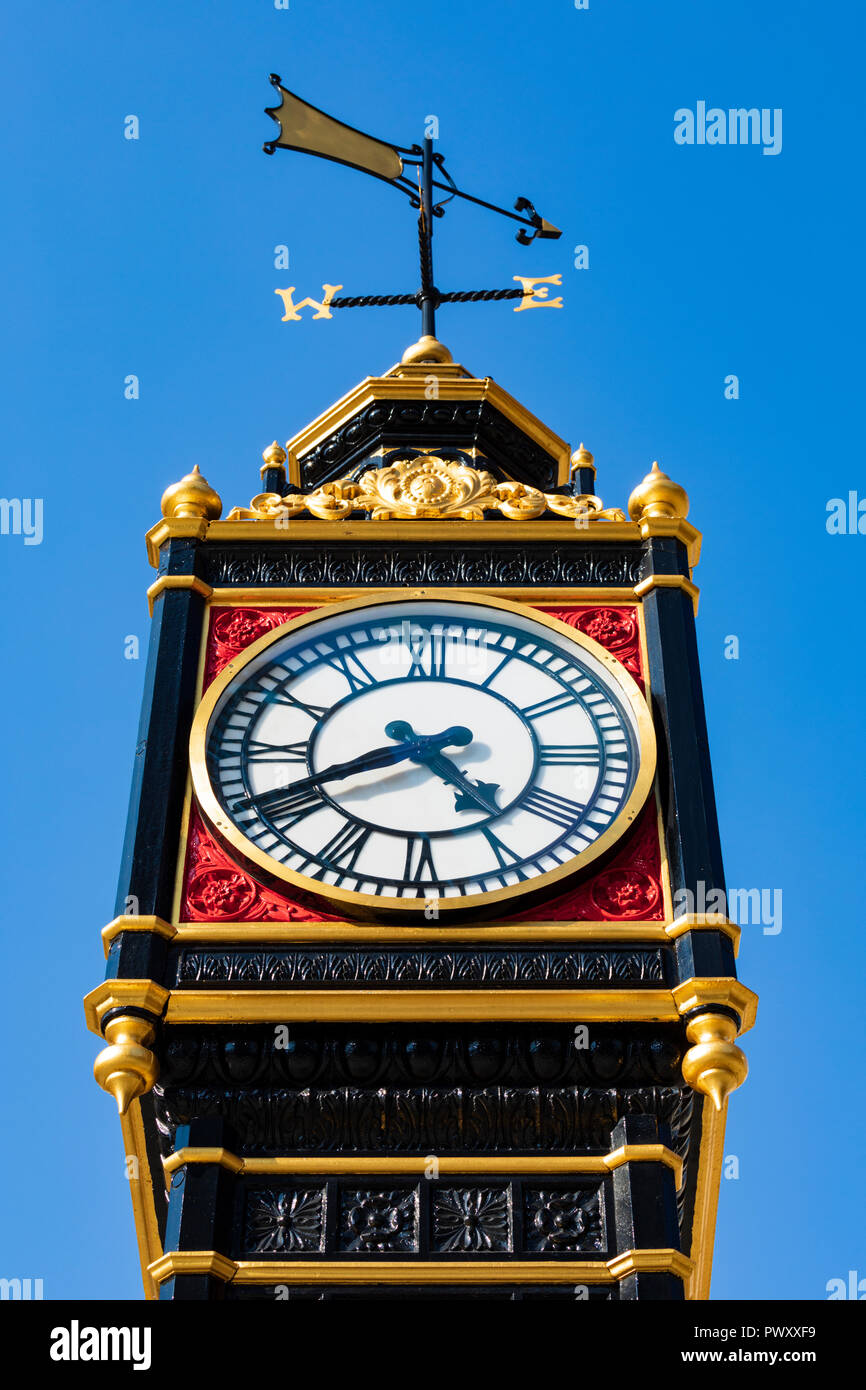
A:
[233, 741, 417, 812]
[423, 752, 501, 816]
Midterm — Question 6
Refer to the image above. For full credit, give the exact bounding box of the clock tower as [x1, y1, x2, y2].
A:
[85, 332, 756, 1300]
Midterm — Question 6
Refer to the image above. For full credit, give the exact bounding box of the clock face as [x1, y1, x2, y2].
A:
[190, 595, 656, 916]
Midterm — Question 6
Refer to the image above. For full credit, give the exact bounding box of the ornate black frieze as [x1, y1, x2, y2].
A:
[157, 1024, 685, 1091]
[246, 1188, 326, 1253]
[239, 1177, 607, 1258]
[200, 544, 643, 590]
[172, 946, 668, 989]
[297, 399, 561, 492]
[154, 1083, 693, 1160]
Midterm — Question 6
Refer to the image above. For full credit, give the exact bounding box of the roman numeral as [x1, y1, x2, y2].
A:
[405, 628, 447, 679]
[254, 786, 325, 826]
[480, 652, 513, 688]
[245, 740, 309, 764]
[538, 743, 600, 766]
[519, 787, 586, 829]
[520, 690, 580, 720]
[259, 687, 329, 721]
[480, 828, 528, 880]
[404, 835, 438, 884]
[319, 646, 377, 692]
[311, 821, 371, 877]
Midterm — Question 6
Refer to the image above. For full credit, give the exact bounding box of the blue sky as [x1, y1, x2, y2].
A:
[1, 0, 863, 1299]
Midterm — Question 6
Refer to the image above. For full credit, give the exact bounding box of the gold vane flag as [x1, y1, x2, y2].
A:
[264, 77, 403, 183]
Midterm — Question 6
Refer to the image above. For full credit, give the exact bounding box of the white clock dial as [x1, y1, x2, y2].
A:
[191, 595, 656, 914]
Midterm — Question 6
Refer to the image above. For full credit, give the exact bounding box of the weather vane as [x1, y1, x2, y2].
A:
[263, 76, 564, 336]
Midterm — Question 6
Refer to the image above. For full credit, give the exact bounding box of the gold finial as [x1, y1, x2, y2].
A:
[401, 335, 454, 365]
[160, 464, 223, 521]
[93, 1015, 159, 1115]
[260, 440, 288, 481]
[681, 1012, 749, 1112]
[570, 442, 595, 474]
[627, 460, 689, 523]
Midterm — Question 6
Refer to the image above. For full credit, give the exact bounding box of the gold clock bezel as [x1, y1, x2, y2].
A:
[189, 590, 657, 920]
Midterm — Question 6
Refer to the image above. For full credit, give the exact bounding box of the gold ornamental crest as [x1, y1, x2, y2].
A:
[227, 453, 625, 524]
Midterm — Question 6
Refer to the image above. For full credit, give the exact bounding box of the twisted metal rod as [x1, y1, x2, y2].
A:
[330, 287, 530, 309]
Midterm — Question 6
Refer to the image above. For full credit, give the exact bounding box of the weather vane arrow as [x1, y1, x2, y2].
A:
[262, 75, 563, 336]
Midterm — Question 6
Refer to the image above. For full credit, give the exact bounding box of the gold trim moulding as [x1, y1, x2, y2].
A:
[146, 575, 213, 617]
[121, 1101, 162, 1301]
[163, 1143, 684, 1188]
[633, 573, 700, 616]
[688, 1095, 728, 1300]
[637, 516, 701, 569]
[163, 987, 678, 1025]
[145, 518, 209, 568]
[672, 977, 758, 1035]
[147, 1250, 693, 1289]
[170, 916, 740, 949]
[665, 915, 741, 955]
[102, 915, 177, 956]
[83, 979, 171, 1036]
[205, 585, 641, 607]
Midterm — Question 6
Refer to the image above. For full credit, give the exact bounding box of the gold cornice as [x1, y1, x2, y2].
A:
[145, 517, 209, 568]
[665, 915, 741, 955]
[672, 977, 758, 1035]
[633, 573, 700, 616]
[83, 979, 171, 1036]
[146, 1250, 691, 1288]
[146, 574, 213, 617]
[164, 1143, 683, 1187]
[147, 1251, 237, 1286]
[163, 987, 678, 1025]
[143, 516, 701, 568]
[638, 516, 701, 569]
[102, 915, 177, 958]
[606, 1249, 694, 1282]
[165, 1147, 245, 1178]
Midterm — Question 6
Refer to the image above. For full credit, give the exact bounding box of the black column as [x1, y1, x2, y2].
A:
[611, 1114, 685, 1301]
[111, 537, 207, 981]
[159, 1118, 237, 1302]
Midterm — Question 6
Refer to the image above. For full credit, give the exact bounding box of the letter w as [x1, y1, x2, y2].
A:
[275, 284, 343, 321]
